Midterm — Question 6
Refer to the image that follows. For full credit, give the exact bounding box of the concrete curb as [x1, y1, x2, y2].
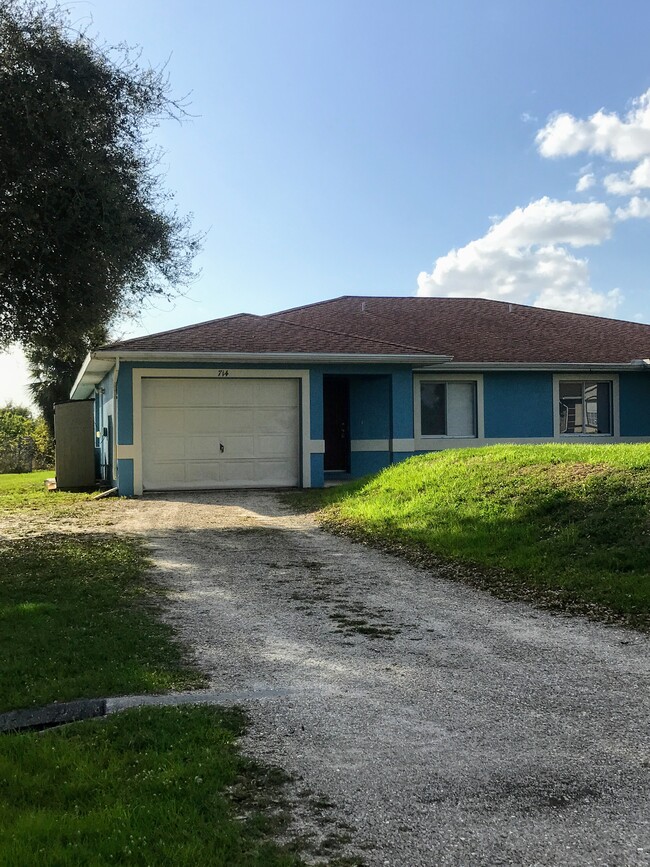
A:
[1, 688, 292, 733]
[0, 699, 106, 733]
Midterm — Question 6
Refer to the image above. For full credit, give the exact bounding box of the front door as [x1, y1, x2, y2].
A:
[323, 376, 350, 472]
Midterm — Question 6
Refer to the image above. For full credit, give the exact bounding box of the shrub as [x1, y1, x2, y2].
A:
[0, 405, 53, 473]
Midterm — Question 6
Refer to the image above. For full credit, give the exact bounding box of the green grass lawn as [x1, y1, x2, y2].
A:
[298, 444, 650, 629]
[0, 469, 94, 513]
[0, 472, 311, 865]
[0, 534, 205, 712]
[0, 705, 302, 866]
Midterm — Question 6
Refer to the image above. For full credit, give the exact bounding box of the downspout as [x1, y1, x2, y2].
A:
[112, 357, 120, 486]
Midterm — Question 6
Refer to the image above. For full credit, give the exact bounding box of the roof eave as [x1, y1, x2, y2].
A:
[70, 353, 650, 401]
[70, 350, 455, 399]
[416, 361, 650, 372]
[96, 350, 453, 364]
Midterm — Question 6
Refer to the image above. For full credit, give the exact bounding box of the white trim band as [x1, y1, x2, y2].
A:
[351, 439, 389, 452]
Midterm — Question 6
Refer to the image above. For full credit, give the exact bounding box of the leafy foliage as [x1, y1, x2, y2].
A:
[27, 325, 108, 434]
[0, 0, 201, 354]
[0, 405, 52, 473]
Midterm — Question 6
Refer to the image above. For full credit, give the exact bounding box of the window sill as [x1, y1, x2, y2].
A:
[418, 435, 479, 440]
[558, 434, 614, 438]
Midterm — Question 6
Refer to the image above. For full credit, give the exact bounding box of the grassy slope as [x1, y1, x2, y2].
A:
[309, 444, 650, 628]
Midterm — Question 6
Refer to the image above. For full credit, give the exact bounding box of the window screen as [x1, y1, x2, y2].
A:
[420, 381, 477, 437]
[559, 380, 612, 434]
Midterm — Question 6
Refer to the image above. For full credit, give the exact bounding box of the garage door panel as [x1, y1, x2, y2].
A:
[149, 436, 187, 461]
[256, 434, 297, 457]
[144, 407, 185, 435]
[142, 377, 301, 490]
[185, 462, 222, 484]
[254, 408, 299, 434]
[143, 380, 183, 407]
[219, 461, 258, 485]
[218, 408, 255, 434]
[254, 380, 299, 407]
[184, 437, 221, 460]
[151, 461, 188, 484]
[183, 379, 221, 406]
[254, 460, 297, 484]
[221, 435, 255, 458]
[182, 408, 222, 435]
[221, 380, 256, 406]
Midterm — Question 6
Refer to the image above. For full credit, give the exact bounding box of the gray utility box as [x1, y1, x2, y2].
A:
[54, 400, 96, 490]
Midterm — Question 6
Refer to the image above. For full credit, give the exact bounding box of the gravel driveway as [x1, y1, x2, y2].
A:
[118, 490, 650, 867]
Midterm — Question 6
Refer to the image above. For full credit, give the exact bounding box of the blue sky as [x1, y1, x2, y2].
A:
[3, 0, 650, 404]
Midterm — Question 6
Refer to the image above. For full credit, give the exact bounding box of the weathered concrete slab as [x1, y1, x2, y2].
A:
[0, 699, 106, 733]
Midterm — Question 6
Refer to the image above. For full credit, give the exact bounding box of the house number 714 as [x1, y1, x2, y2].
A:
[217, 369, 230, 377]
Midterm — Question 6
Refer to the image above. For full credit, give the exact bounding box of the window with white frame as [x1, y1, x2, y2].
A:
[419, 380, 477, 437]
[558, 380, 612, 435]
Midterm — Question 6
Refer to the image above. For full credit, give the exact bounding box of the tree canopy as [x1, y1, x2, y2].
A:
[0, 1, 200, 355]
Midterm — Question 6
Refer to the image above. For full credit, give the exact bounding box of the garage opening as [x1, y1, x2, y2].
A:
[141, 377, 301, 490]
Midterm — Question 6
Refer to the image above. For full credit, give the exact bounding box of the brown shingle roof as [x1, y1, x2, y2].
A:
[103, 296, 650, 364]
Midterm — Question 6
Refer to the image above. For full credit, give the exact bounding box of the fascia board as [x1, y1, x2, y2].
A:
[416, 361, 650, 372]
[92, 350, 453, 365]
[69, 354, 118, 399]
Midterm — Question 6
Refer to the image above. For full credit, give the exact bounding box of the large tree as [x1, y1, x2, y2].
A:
[27, 324, 109, 434]
[0, 1, 200, 354]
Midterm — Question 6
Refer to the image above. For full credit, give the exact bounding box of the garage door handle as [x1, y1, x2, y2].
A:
[220, 443, 225, 453]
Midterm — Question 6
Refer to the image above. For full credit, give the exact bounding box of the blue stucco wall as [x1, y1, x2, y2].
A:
[619, 372, 650, 436]
[349, 376, 390, 439]
[391, 369, 414, 439]
[350, 450, 390, 477]
[116, 364, 133, 445]
[117, 459, 134, 497]
[310, 453, 324, 488]
[100, 361, 650, 495]
[483, 372, 554, 438]
[309, 369, 323, 440]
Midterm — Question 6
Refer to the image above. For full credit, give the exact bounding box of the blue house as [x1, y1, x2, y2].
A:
[70, 296, 650, 496]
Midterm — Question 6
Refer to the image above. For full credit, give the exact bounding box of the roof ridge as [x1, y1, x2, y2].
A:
[103, 312, 261, 349]
[275, 294, 650, 329]
[266, 295, 352, 317]
[269, 311, 436, 354]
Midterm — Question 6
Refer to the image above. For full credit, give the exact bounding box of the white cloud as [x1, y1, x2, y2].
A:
[479, 197, 611, 248]
[417, 197, 621, 316]
[604, 156, 650, 195]
[536, 89, 650, 162]
[520, 111, 538, 124]
[576, 172, 596, 192]
[534, 286, 622, 316]
[615, 195, 650, 221]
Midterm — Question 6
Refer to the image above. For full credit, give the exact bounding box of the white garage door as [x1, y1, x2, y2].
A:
[141, 377, 301, 490]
